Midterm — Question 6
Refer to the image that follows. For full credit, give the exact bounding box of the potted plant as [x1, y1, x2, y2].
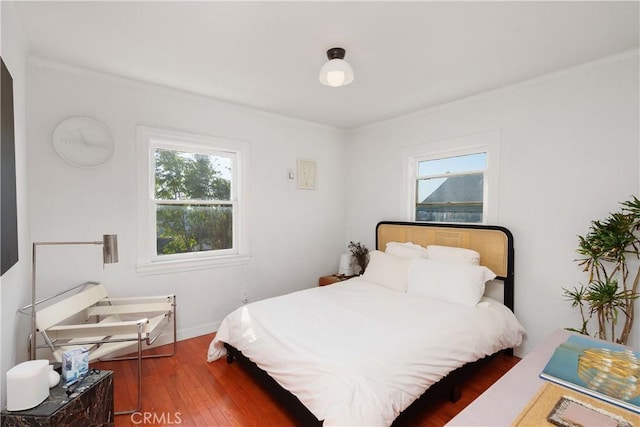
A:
[348, 241, 369, 275]
[563, 196, 640, 345]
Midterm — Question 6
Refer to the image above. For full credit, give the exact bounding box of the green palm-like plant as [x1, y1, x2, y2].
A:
[563, 285, 589, 335]
[563, 196, 640, 345]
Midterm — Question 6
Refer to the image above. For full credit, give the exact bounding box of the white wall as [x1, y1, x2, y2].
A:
[26, 60, 347, 344]
[1, 1, 32, 407]
[345, 51, 640, 356]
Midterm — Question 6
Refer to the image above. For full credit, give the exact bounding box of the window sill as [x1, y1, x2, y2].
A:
[136, 253, 251, 276]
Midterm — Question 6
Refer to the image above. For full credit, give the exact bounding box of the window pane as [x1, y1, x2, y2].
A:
[154, 148, 231, 201]
[156, 204, 233, 255]
[418, 152, 486, 176]
[416, 173, 483, 223]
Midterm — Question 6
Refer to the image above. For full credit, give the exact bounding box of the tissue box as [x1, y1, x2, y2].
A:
[6, 360, 50, 411]
[62, 348, 88, 384]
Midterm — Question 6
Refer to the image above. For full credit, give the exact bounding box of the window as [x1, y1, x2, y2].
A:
[415, 152, 487, 223]
[136, 126, 249, 274]
[405, 130, 499, 224]
[154, 147, 234, 256]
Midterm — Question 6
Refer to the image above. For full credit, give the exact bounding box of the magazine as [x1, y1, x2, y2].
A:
[540, 334, 640, 414]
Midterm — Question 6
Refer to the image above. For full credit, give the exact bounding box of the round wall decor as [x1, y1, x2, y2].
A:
[52, 117, 115, 168]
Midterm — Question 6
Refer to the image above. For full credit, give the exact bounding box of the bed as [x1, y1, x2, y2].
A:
[207, 221, 525, 426]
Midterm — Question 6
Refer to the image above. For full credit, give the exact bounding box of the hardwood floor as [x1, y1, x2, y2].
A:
[94, 334, 520, 426]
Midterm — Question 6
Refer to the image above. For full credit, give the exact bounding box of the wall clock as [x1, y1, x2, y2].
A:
[52, 117, 115, 168]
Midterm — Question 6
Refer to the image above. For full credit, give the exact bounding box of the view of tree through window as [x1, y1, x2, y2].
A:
[416, 152, 486, 223]
[154, 148, 233, 256]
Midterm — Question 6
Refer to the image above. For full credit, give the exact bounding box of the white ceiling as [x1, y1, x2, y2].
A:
[12, 1, 640, 129]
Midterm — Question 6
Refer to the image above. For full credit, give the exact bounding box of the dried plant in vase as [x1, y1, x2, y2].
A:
[563, 196, 640, 345]
[348, 241, 369, 275]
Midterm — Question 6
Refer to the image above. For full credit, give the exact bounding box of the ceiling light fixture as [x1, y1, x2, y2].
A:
[319, 47, 354, 88]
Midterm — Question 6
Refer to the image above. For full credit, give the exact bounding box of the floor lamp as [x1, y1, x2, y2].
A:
[30, 234, 118, 360]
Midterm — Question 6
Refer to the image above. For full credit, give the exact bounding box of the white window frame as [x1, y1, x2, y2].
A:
[136, 126, 250, 275]
[404, 130, 500, 224]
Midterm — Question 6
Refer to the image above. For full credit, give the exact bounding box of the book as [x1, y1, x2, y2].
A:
[539, 334, 640, 414]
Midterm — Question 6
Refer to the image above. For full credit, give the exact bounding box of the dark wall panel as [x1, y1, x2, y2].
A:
[1, 57, 19, 276]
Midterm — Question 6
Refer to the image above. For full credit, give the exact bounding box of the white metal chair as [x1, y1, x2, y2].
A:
[21, 282, 176, 415]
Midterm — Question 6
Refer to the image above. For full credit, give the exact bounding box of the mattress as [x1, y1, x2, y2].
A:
[208, 277, 525, 426]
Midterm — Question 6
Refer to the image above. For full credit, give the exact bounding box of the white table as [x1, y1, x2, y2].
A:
[447, 329, 570, 427]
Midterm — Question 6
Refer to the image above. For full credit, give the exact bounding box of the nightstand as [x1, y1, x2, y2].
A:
[1, 369, 114, 426]
[318, 274, 356, 286]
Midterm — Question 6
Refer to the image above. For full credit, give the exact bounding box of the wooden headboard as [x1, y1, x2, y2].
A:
[376, 221, 514, 311]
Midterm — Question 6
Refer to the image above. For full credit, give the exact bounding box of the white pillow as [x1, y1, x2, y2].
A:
[407, 258, 496, 307]
[362, 250, 412, 292]
[385, 241, 428, 259]
[426, 245, 481, 265]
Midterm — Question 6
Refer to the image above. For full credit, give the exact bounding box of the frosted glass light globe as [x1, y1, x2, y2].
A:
[319, 58, 354, 87]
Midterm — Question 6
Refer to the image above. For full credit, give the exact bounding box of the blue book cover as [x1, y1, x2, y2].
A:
[540, 334, 640, 414]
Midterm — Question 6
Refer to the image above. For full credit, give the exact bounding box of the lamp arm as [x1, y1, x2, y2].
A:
[30, 237, 117, 360]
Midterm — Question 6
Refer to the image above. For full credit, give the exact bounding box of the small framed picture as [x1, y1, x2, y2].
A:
[547, 396, 632, 427]
[297, 159, 316, 189]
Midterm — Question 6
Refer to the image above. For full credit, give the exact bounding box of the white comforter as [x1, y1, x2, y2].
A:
[207, 278, 525, 426]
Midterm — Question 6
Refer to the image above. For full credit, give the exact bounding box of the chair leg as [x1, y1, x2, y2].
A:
[114, 331, 143, 415]
[106, 303, 176, 415]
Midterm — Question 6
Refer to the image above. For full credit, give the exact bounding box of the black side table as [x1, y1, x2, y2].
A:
[1, 369, 114, 427]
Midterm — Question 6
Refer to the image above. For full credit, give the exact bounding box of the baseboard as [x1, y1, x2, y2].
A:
[176, 320, 221, 342]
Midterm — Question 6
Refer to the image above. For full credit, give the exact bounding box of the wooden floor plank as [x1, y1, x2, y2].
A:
[93, 334, 519, 426]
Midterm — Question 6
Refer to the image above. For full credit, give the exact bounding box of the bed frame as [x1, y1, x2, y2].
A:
[224, 221, 515, 426]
